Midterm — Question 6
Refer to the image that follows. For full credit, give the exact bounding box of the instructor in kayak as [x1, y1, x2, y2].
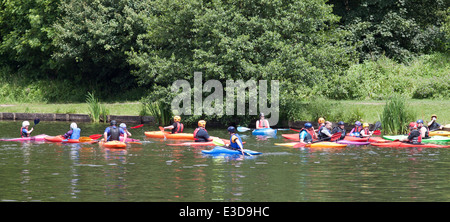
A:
[103, 120, 127, 142]
[194, 120, 211, 142]
[225, 126, 245, 155]
[428, 114, 443, 131]
[20, 121, 34, 137]
[163, 116, 184, 133]
[299, 123, 314, 144]
[63, 122, 81, 140]
[256, 113, 270, 129]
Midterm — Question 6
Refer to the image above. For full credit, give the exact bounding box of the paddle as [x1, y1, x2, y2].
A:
[366, 121, 382, 140]
[130, 124, 144, 129]
[293, 132, 342, 148]
[89, 134, 103, 140]
[212, 138, 249, 156]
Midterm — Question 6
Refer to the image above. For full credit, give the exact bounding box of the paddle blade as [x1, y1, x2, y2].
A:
[329, 132, 342, 141]
[131, 124, 144, 129]
[159, 126, 165, 131]
[79, 137, 93, 142]
[212, 139, 226, 146]
[34, 118, 40, 126]
[293, 142, 307, 148]
[290, 128, 300, 132]
[237, 127, 250, 132]
[373, 130, 381, 135]
[89, 134, 103, 140]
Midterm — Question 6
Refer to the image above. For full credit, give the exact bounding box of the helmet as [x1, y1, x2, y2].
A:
[110, 120, 117, 126]
[318, 117, 325, 124]
[409, 122, 417, 129]
[22, 121, 30, 127]
[227, 126, 236, 133]
[355, 121, 361, 126]
[174, 116, 181, 122]
[119, 123, 126, 128]
[198, 120, 206, 127]
[416, 119, 424, 124]
[70, 122, 77, 129]
[337, 121, 345, 125]
[363, 123, 369, 128]
[304, 123, 312, 128]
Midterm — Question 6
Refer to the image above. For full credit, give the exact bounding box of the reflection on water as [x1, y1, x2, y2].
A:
[0, 121, 450, 202]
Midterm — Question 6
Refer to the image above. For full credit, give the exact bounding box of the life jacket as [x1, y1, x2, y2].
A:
[299, 128, 313, 143]
[193, 127, 208, 142]
[350, 126, 362, 136]
[108, 126, 120, 141]
[172, 122, 184, 134]
[70, 128, 81, 139]
[331, 127, 346, 140]
[258, 119, 269, 129]
[408, 130, 422, 144]
[318, 127, 331, 140]
[359, 128, 370, 138]
[20, 127, 28, 138]
[229, 133, 243, 150]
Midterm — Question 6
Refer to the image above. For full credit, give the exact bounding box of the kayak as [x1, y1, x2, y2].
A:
[99, 141, 127, 148]
[429, 131, 450, 137]
[274, 142, 347, 148]
[45, 135, 135, 143]
[281, 134, 298, 140]
[167, 139, 246, 146]
[382, 135, 450, 143]
[252, 128, 277, 136]
[371, 141, 450, 148]
[145, 131, 194, 140]
[344, 136, 390, 143]
[202, 146, 262, 155]
[0, 134, 48, 142]
[336, 140, 370, 145]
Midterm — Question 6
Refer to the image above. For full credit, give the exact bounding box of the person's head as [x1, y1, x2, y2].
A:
[431, 114, 437, 120]
[304, 122, 312, 129]
[22, 121, 30, 128]
[198, 120, 206, 128]
[70, 122, 77, 129]
[227, 126, 236, 134]
[409, 122, 418, 130]
[338, 121, 345, 129]
[318, 117, 325, 124]
[110, 120, 117, 126]
[174, 116, 181, 122]
[119, 123, 127, 129]
[325, 121, 332, 129]
[259, 113, 265, 119]
[363, 123, 369, 129]
[416, 119, 424, 127]
[355, 121, 361, 127]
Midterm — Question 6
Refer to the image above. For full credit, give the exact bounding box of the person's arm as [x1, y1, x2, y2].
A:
[103, 128, 109, 141]
[121, 128, 127, 142]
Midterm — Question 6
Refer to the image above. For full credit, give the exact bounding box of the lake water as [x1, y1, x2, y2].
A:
[1, 121, 450, 203]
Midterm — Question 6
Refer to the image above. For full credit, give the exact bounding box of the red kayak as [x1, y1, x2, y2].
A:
[371, 141, 450, 148]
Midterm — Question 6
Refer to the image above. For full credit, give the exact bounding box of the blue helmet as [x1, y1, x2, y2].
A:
[304, 122, 312, 128]
[338, 121, 345, 125]
[417, 119, 424, 124]
[227, 126, 236, 133]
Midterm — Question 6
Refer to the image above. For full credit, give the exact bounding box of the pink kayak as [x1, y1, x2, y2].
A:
[0, 134, 48, 142]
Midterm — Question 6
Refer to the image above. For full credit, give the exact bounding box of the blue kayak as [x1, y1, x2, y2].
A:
[251, 128, 277, 136]
[202, 147, 262, 155]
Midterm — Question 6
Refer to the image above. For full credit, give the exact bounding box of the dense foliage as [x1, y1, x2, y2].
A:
[0, 0, 448, 123]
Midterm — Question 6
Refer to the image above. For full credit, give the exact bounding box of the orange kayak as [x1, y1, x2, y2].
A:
[145, 131, 195, 140]
[99, 141, 127, 148]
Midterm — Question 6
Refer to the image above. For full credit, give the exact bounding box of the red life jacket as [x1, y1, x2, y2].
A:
[258, 119, 269, 128]
[173, 122, 184, 134]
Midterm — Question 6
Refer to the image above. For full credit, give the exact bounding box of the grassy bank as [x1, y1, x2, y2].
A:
[1, 99, 449, 125]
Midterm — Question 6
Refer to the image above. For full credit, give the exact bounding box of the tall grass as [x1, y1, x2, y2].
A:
[86, 92, 109, 123]
[380, 96, 416, 135]
[141, 101, 172, 126]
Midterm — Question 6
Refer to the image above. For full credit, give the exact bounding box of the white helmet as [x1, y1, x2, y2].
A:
[119, 123, 126, 128]
[22, 121, 30, 127]
[70, 122, 77, 129]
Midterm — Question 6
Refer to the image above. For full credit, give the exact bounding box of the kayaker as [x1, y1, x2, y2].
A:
[119, 123, 132, 137]
[299, 123, 314, 144]
[318, 121, 333, 141]
[331, 121, 346, 140]
[402, 122, 422, 144]
[194, 120, 211, 142]
[20, 121, 34, 137]
[225, 126, 245, 155]
[63, 122, 81, 140]
[416, 119, 430, 139]
[428, 114, 443, 131]
[317, 117, 325, 132]
[359, 123, 373, 138]
[103, 120, 127, 142]
[349, 121, 363, 137]
[255, 113, 270, 129]
[163, 116, 184, 134]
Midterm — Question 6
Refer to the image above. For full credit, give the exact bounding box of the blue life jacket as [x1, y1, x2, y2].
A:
[70, 128, 81, 139]
[229, 133, 243, 150]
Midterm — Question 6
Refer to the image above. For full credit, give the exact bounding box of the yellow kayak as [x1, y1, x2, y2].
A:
[274, 142, 347, 148]
[429, 131, 450, 137]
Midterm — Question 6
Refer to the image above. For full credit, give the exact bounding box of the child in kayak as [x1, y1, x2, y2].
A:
[163, 116, 184, 133]
[194, 120, 211, 142]
[359, 123, 373, 138]
[20, 121, 34, 137]
[104, 120, 127, 142]
[63, 122, 81, 140]
[416, 119, 430, 139]
[349, 121, 363, 137]
[318, 121, 333, 141]
[299, 123, 314, 144]
[402, 122, 422, 144]
[119, 123, 132, 137]
[225, 126, 245, 155]
[256, 113, 270, 129]
[331, 121, 346, 140]
[428, 114, 443, 131]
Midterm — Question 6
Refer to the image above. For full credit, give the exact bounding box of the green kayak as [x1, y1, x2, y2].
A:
[382, 135, 450, 143]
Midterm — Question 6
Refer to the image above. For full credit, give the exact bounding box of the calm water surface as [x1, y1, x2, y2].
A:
[1, 121, 450, 202]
